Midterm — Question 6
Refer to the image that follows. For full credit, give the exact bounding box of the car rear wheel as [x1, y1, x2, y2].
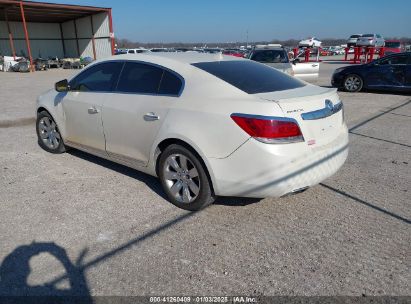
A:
[36, 111, 66, 154]
[158, 144, 215, 211]
[343, 74, 363, 92]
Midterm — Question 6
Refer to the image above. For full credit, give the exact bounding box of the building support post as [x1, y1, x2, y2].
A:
[73, 19, 80, 57]
[90, 15, 96, 60]
[19, 1, 33, 71]
[59, 23, 66, 58]
[107, 9, 115, 55]
[4, 8, 16, 59]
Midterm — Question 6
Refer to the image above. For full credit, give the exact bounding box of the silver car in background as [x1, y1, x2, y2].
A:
[356, 34, 385, 47]
[347, 34, 362, 48]
[248, 45, 319, 83]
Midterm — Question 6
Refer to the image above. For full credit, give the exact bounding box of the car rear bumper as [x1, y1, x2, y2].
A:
[208, 125, 349, 198]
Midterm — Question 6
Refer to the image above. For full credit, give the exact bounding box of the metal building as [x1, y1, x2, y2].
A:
[0, 0, 114, 67]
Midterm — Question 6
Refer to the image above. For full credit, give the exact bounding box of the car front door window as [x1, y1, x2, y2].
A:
[69, 62, 123, 92]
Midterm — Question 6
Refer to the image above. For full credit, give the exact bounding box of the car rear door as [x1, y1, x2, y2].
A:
[102, 62, 183, 166]
[62, 62, 123, 152]
[366, 55, 407, 88]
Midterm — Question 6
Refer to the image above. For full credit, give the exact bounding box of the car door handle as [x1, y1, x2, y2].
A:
[88, 106, 99, 114]
[144, 112, 160, 121]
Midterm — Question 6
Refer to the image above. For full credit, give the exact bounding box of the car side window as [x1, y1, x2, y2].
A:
[380, 56, 408, 65]
[116, 62, 163, 94]
[128, 50, 135, 54]
[158, 70, 183, 95]
[69, 62, 123, 92]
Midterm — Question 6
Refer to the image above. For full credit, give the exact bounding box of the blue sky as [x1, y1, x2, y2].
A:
[36, 0, 410, 42]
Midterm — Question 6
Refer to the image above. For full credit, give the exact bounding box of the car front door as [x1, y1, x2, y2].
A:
[366, 55, 407, 88]
[62, 62, 123, 153]
[102, 62, 183, 166]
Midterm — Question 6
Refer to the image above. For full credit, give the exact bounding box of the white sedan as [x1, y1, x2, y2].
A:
[299, 37, 322, 48]
[36, 53, 348, 210]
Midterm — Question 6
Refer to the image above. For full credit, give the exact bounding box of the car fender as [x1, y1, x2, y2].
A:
[36, 89, 68, 138]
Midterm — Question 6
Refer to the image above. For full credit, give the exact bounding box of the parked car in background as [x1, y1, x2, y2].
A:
[319, 48, 333, 56]
[299, 37, 322, 48]
[36, 53, 348, 210]
[248, 46, 320, 82]
[356, 34, 385, 47]
[347, 34, 362, 48]
[331, 52, 411, 92]
[223, 49, 245, 57]
[127, 48, 150, 54]
[115, 49, 128, 55]
[248, 46, 294, 75]
[328, 46, 344, 55]
[384, 40, 404, 55]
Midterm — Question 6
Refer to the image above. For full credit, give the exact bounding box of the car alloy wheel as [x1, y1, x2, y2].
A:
[38, 116, 61, 150]
[163, 153, 200, 204]
[158, 144, 215, 211]
[344, 75, 363, 92]
[36, 111, 66, 154]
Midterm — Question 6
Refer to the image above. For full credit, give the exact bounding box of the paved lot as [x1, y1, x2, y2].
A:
[0, 61, 410, 297]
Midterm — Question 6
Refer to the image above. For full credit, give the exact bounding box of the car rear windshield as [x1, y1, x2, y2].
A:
[350, 35, 361, 38]
[362, 34, 374, 37]
[192, 60, 305, 94]
[385, 42, 401, 48]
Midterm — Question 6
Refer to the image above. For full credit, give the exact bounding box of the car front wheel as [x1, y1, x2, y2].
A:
[36, 111, 66, 154]
[158, 144, 215, 211]
[343, 74, 363, 92]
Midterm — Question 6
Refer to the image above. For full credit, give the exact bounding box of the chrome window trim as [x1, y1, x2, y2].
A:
[301, 100, 343, 121]
[68, 59, 185, 97]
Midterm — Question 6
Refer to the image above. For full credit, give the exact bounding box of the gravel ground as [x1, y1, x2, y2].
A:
[0, 61, 409, 297]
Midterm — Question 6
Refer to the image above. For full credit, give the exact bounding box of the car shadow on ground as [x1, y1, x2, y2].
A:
[68, 149, 262, 207]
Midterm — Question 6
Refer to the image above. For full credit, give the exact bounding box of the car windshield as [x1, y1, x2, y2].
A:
[350, 35, 361, 38]
[362, 34, 374, 37]
[192, 60, 305, 94]
[385, 42, 401, 48]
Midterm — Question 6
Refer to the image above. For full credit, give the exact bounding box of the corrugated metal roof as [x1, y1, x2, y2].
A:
[0, 0, 110, 23]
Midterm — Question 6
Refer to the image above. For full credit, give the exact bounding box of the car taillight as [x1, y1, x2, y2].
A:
[231, 114, 304, 144]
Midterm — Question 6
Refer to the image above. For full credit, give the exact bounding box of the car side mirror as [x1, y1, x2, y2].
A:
[55, 79, 69, 92]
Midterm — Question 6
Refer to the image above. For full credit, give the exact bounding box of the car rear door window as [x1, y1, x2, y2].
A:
[193, 60, 305, 94]
[158, 70, 183, 95]
[380, 55, 408, 65]
[116, 62, 163, 94]
[69, 62, 123, 92]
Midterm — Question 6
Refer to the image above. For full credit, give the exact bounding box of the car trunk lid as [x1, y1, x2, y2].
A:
[256, 85, 344, 147]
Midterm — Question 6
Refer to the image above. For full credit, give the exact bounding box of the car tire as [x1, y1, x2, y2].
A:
[343, 74, 363, 92]
[36, 111, 66, 154]
[158, 144, 215, 211]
